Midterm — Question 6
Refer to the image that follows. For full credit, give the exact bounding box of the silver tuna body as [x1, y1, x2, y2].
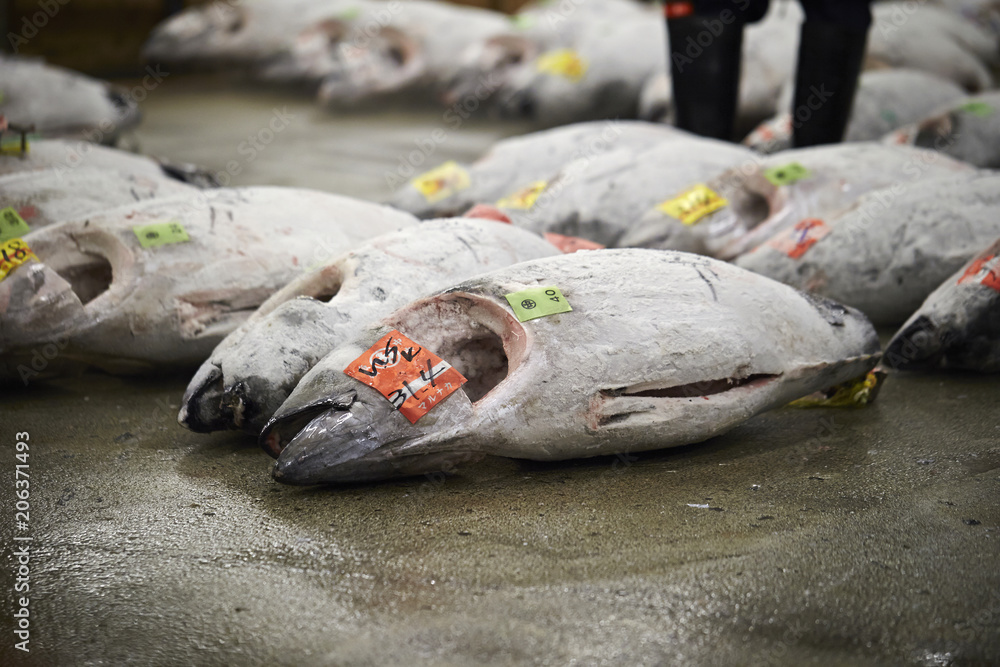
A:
[0, 187, 416, 382]
[179, 217, 560, 435]
[262, 249, 880, 485]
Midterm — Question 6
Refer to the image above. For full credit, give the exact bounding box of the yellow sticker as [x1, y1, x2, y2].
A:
[0, 136, 30, 155]
[133, 221, 190, 248]
[412, 161, 471, 204]
[656, 184, 728, 226]
[788, 370, 886, 409]
[535, 49, 588, 82]
[0, 238, 38, 282]
[496, 181, 547, 210]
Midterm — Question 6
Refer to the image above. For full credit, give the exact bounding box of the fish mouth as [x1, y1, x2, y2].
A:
[264, 393, 483, 485]
[178, 362, 228, 432]
[261, 292, 523, 485]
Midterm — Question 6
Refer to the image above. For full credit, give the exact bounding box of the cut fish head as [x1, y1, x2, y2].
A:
[142, 3, 250, 64]
[261, 250, 881, 485]
[619, 165, 781, 257]
[442, 34, 536, 108]
[0, 222, 131, 356]
[314, 25, 425, 105]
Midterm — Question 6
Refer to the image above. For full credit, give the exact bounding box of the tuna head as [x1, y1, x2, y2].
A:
[262, 249, 881, 485]
[618, 166, 781, 259]
[442, 35, 537, 109]
[313, 25, 425, 105]
[179, 263, 346, 434]
[142, 3, 250, 65]
[0, 221, 139, 378]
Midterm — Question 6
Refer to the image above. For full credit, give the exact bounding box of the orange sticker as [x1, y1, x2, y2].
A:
[958, 250, 1000, 292]
[343, 330, 467, 424]
[766, 218, 830, 259]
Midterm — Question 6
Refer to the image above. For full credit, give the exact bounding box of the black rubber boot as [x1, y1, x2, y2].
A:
[667, 14, 745, 141]
[791, 21, 869, 147]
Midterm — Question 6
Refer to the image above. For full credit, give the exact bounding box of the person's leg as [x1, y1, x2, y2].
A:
[665, 0, 769, 140]
[791, 0, 873, 147]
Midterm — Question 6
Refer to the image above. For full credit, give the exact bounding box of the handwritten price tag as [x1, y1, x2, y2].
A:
[344, 331, 467, 424]
[0, 238, 38, 282]
[535, 49, 588, 82]
[0, 207, 31, 243]
[412, 161, 471, 204]
[763, 162, 811, 187]
[133, 221, 190, 249]
[958, 245, 1000, 292]
[656, 184, 728, 226]
[504, 286, 572, 322]
[766, 218, 830, 259]
[496, 181, 547, 210]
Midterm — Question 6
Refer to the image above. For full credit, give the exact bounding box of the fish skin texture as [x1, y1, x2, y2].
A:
[179, 217, 560, 435]
[885, 237, 1000, 372]
[736, 172, 1000, 326]
[0, 187, 416, 383]
[263, 248, 880, 485]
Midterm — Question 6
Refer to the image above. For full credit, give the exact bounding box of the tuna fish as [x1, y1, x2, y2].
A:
[619, 143, 975, 260]
[300, 2, 510, 105]
[0, 138, 217, 187]
[179, 217, 560, 435]
[0, 166, 199, 232]
[447, 0, 650, 110]
[743, 70, 966, 154]
[0, 56, 141, 144]
[868, 2, 998, 92]
[485, 14, 666, 127]
[385, 120, 688, 219]
[735, 172, 1000, 326]
[885, 237, 1000, 372]
[260, 248, 880, 484]
[142, 0, 354, 73]
[0, 187, 415, 383]
[884, 91, 1000, 168]
[499, 137, 755, 248]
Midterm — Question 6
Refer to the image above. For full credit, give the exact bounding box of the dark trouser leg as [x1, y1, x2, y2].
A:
[791, 0, 873, 147]
[665, 0, 769, 140]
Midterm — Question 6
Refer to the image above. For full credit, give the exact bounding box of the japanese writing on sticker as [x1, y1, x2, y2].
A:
[496, 181, 547, 210]
[766, 218, 830, 259]
[344, 331, 467, 424]
[133, 221, 190, 249]
[413, 161, 471, 204]
[763, 162, 811, 187]
[958, 250, 1000, 292]
[504, 286, 572, 322]
[0, 238, 37, 282]
[656, 184, 727, 226]
[0, 207, 31, 243]
[535, 49, 588, 82]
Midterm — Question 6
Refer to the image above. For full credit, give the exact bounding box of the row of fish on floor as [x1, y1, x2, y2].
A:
[0, 110, 997, 484]
[3, 0, 1000, 138]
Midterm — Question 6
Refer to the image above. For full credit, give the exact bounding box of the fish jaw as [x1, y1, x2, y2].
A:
[263, 292, 528, 484]
[180, 260, 348, 435]
[269, 387, 483, 485]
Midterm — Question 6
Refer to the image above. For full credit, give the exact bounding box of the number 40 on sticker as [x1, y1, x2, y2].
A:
[505, 286, 573, 322]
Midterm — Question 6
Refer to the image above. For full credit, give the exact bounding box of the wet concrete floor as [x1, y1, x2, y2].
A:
[2, 77, 999, 666]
